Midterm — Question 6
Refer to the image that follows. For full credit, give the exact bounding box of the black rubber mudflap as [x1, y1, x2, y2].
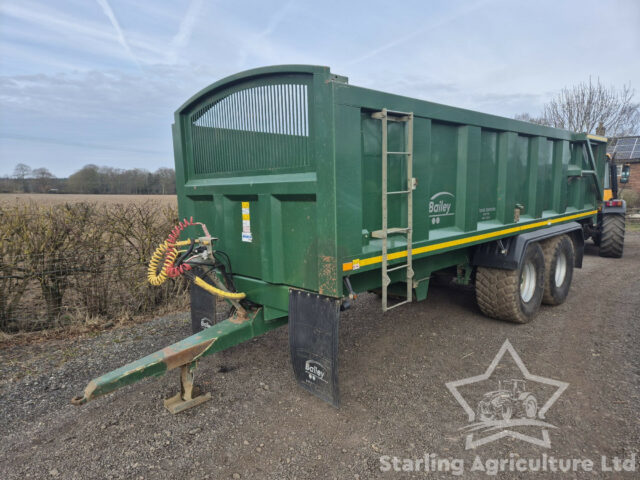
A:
[289, 289, 341, 407]
[190, 270, 216, 334]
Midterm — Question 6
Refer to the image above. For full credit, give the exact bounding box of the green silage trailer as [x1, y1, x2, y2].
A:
[73, 65, 623, 412]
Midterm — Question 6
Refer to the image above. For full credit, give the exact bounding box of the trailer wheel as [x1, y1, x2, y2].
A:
[190, 268, 217, 334]
[541, 235, 574, 305]
[476, 242, 545, 323]
[599, 213, 625, 258]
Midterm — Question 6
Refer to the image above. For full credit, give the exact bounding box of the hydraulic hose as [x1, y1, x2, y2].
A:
[147, 218, 246, 300]
[147, 239, 191, 286]
[193, 276, 246, 300]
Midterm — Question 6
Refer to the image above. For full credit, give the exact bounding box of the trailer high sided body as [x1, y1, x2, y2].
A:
[73, 65, 619, 411]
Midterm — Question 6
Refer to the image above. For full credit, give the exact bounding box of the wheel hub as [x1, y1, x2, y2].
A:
[520, 261, 536, 303]
[554, 251, 567, 287]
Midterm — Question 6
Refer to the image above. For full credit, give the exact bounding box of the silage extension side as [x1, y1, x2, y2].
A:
[73, 65, 611, 412]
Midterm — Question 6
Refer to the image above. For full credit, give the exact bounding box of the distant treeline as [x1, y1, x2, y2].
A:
[0, 163, 176, 195]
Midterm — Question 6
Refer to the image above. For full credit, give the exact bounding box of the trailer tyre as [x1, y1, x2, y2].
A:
[476, 242, 545, 323]
[599, 213, 625, 258]
[541, 235, 574, 306]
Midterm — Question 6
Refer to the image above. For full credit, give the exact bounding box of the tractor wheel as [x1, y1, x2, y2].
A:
[541, 235, 574, 306]
[599, 214, 625, 258]
[476, 242, 545, 324]
[523, 395, 538, 419]
[501, 404, 513, 421]
[477, 410, 495, 422]
[190, 268, 217, 334]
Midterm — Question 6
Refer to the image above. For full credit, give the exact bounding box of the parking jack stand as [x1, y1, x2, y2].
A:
[164, 362, 211, 414]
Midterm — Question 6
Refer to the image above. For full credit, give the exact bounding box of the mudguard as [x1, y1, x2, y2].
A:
[288, 289, 341, 407]
[472, 221, 585, 270]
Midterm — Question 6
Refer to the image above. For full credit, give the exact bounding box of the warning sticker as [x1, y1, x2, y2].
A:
[241, 202, 252, 242]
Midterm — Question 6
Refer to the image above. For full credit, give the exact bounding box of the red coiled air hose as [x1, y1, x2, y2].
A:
[165, 217, 197, 277]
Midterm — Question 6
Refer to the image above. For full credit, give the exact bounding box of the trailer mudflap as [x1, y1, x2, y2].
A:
[289, 289, 341, 407]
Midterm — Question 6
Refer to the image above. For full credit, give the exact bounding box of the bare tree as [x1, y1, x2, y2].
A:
[63, 164, 176, 194]
[516, 78, 640, 136]
[155, 167, 176, 194]
[32, 167, 55, 192]
[13, 163, 32, 192]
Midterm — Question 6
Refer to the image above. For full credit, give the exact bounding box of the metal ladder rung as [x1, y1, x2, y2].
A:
[386, 116, 411, 122]
[387, 190, 410, 195]
[387, 151, 411, 155]
[371, 227, 410, 238]
[387, 227, 410, 234]
[387, 264, 408, 273]
[382, 108, 412, 116]
[371, 110, 412, 121]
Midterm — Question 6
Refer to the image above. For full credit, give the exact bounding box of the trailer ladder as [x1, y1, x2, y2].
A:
[371, 108, 415, 311]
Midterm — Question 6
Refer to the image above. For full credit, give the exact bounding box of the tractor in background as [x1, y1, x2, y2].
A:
[586, 151, 629, 258]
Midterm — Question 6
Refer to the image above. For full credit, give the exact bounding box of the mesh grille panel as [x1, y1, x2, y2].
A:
[190, 83, 310, 174]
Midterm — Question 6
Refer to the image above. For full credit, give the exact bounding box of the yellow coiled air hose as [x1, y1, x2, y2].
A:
[147, 235, 246, 300]
[147, 241, 172, 286]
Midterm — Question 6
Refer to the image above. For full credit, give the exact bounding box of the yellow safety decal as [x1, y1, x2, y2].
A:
[241, 202, 252, 243]
[342, 210, 597, 272]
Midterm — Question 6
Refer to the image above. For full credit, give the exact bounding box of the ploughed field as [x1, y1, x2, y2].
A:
[0, 233, 638, 479]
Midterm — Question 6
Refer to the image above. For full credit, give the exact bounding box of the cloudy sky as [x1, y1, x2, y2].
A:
[1, 0, 638, 178]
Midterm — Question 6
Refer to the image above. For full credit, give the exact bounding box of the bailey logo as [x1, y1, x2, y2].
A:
[305, 360, 328, 383]
[446, 340, 569, 449]
[428, 191, 454, 224]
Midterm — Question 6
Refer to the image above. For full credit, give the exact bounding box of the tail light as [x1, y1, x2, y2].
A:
[604, 200, 623, 207]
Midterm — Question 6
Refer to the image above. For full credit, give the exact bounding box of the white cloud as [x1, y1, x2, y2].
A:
[345, 0, 494, 66]
[259, 0, 295, 37]
[167, 0, 204, 64]
[95, 0, 140, 68]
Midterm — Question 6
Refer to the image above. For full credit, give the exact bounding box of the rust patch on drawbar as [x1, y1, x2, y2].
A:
[228, 309, 251, 324]
[162, 339, 216, 370]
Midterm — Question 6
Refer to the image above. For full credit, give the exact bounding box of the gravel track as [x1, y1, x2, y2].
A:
[1, 234, 639, 479]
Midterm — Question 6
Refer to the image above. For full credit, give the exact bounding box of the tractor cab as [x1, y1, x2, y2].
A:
[498, 379, 526, 396]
